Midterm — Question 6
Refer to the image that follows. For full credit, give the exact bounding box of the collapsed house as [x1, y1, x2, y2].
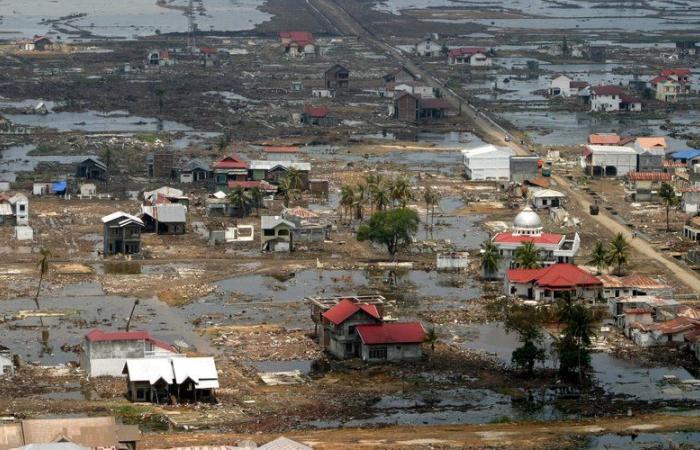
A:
[81, 329, 179, 378]
[140, 204, 187, 235]
[0, 193, 28, 226]
[143, 186, 189, 207]
[261, 216, 296, 251]
[307, 296, 425, 362]
[625, 171, 673, 201]
[249, 161, 311, 190]
[281, 206, 331, 243]
[75, 157, 107, 181]
[599, 274, 672, 300]
[122, 357, 219, 404]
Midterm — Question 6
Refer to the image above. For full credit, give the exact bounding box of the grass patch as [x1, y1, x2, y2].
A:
[135, 133, 161, 143]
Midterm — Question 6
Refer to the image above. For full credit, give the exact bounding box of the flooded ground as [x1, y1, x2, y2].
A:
[0, 144, 89, 182]
[4, 110, 192, 133]
[586, 432, 700, 449]
[0, 0, 270, 40]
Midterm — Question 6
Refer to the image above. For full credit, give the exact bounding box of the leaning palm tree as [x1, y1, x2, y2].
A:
[588, 240, 608, 275]
[606, 233, 630, 276]
[249, 187, 264, 216]
[227, 186, 250, 217]
[390, 176, 413, 207]
[479, 240, 501, 280]
[514, 241, 542, 269]
[35, 248, 51, 312]
[339, 185, 355, 221]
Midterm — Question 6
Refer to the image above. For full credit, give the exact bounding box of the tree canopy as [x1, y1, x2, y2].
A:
[357, 208, 419, 257]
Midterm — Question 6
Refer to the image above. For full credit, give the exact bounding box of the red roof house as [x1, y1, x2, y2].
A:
[212, 155, 249, 170]
[322, 298, 381, 326]
[493, 232, 564, 246]
[303, 105, 329, 119]
[356, 322, 426, 345]
[506, 263, 602, 303]
[588, 133, 621, 145]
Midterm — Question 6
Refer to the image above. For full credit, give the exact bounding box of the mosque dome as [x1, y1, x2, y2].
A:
[512, 206, 543, 235]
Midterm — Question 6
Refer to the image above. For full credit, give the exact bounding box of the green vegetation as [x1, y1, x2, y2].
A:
[357, 208, 420, 258]
[504, 304, 545, 375]
[479, 240, 501, 280]
[514, 241, 542, 269]
[588, 241, 608, 275]
[606, 233, 630, 276]
[658, 182, 679, 232]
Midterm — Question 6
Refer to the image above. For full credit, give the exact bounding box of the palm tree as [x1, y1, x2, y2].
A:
[514, 241, 541, 269]
[480, 240, 501, 280]
[353, 184, 367, 221]
[372, 185, 390, 211]
[278, 176, 295, 208]
[588, 240, 608, 275]
[658, 182, 679, 232]
[390, 176, 413, 207]
[155, 87, 165, 117]
[35, 248, 51, 312]
[423, 187, 439, 226]
[424, 328, 438, 352]
[227, 186, 250, 217]
[564, 304, 596, 384]
[606, 233, 629, 276]
[249, 187, 264, 216]
[340, 185, 355, 221]
[285, 167, 303, 192]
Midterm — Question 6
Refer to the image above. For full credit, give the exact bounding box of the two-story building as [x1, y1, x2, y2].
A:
[102, 212, 144, 256]
[549, 74, 589, 98]
[590, 85, 642, 112]
[212, 155, 250, 187]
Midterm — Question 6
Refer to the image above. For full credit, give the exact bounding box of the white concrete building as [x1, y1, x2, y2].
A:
[414, 38, 442, 57]
[448, 47, 492, 66]
[583, 145, 638, 177]
[531, 189, 566, 209]
[392, 82, 435, 99]
[462, 145, 513, 181]
[590, 86, 642, 112]
[8, 193, 28, 226]
[549, 75, 589, 97]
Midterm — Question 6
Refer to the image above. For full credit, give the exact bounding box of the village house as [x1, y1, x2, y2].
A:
[282, 206, 331, 243]
[20, 35, 53, 51]
[583, 145, 638, 177]
[588, 133, 621, 145]
[590, 85, 642, 112]
[0, 417, 140, 450]
[311, 297, 425, 362]
[312, 88, 335, 98]
[0, 345, 13, 377]
[670, 149, 700, 164]
[625, 171, 673, 201]
[391, 81, 435, 99]
[140, 204, 187, 235]
[75, 157, 107, 181]
[490, 206, 581, 278]
[683, 216, 700, 242]
[414, 37, 442, 57]
[505, 263, 603, 303]
[633, 137, 667, 171]
[301, 105, 337, 126]
[549, 74, 589, 98]
[249, 161, 311, 190]
[200, 47, 218, 68]
[393, 92, 449, 122]
[629, 316, 700, 348]
[447, 47, 492, 66]
[462, 144, 513, 181]
[176, 158, 212, 183]
[101, 212, 144, 256]
[680, 188, 700, 214]
[600, 274, 672, 301]
[146, 49, 175, 66]
[212, 154, 249, 187]
[279, 31, 315, 57]
[510, 156, 540, 184]
[324, 64, 350, 90]
[531, 189, 566, 209]
[651, 76, 682, 102]
[143, 186, 189, 207]
[308, 294, 386, 335]
[147, 152, 176, 179]
[0, 193, 28, 226]
[81, 329, 179, 378]
[383, 66, 417, 85]
[123, 357, 219, 404]
[261, 216, 296, 251]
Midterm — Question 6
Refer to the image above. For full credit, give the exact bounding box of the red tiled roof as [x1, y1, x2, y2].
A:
[322, 299, 381, 325]
[685, 328, 700, 343]
[200, 47, 217, 54]
[85, 329, 176, 352]
[279, 31, 315, 46]
[263, 146, 300, 153]
[507, 263, 602, 290]
[599, 274, 667, 289]
[303, 105, 329, 118]
[588, 133, 620, 145]
[493, 232, 564, 246]
[664, 160, 686, 168]
[526, 177, 551, 189]
[591, 85, 626, 96]
[213, 155, 249, 170]
[570, 81, 590, 89]
[448, 47, 486, 57]
[621, 94, 641, 103]
[653, 317, 700, 335]
[159, 50, 171, 60]
[227, 180, 275, 190]
[356, 322, 426, 345]
[627, 171, 672, 182]
[623, 308, 653, 315]
[651, 75, 674, 85]
[661, 69, 691, 77]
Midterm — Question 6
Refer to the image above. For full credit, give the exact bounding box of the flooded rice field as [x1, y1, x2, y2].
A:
[4, 110, 192, 133]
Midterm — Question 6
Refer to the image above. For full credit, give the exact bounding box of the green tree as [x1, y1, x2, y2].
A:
[285, 167, 304, 192]
[357, 208, 420, 258]
[424, 328, 438, 352]
[249, 186, 264, 216]
[155, 87, 165, 117]
[440, 44, 449, 58]
[423, 187, 439, 227]
[588, 240, 608, 275]
[227, 186, 250, 217]
[372, 184, 391, 212]
[504, 304, 546, 375]
[658, 182, 679, 232]
[606, 233, 630, 276]
[557, 304, 595, 383]
[479, 240, 501, 280]
[353, 184, 367, 221]
[514, 241, 541, 269]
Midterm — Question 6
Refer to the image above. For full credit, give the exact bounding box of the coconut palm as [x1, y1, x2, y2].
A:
[423, 187, 439, 226]
[588, 240, 608, 275]
[372, 185, 391, 211]
[390, 176, 413, 207]
[562, 304, 596, 384]
[285, 167, 304, 192]
[340, 185, 355, 221]
[658, 182, 679, 232]
[227, 186, 250, 217]
[514, 241, 542, 269]
[606, 233, 630, 276]
[479, 240, 501, 280]
[353, 184, 367, 221]
[35, 248, 51, 312]
[278, 176, 295, 208]
[249, 186, 264, 216]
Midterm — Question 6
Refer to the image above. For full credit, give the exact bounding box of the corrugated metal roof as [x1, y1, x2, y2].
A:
[249, 161, 311, 171]
[259, 437, 313, 450]
[261, 216, 296, 230]
[154, 204, 186, 223]
[171, 357, 219, 389]
[101, 211, 144, 227]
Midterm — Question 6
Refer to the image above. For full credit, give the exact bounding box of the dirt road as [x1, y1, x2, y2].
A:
[143, 413, 700, 449]
[305, 0, 700, 293]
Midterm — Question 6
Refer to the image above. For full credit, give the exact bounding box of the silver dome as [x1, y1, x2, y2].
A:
[513, 206, 542, 230]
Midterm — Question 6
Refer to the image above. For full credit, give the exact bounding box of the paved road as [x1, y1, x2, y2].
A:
[305, 0, 700, 292]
